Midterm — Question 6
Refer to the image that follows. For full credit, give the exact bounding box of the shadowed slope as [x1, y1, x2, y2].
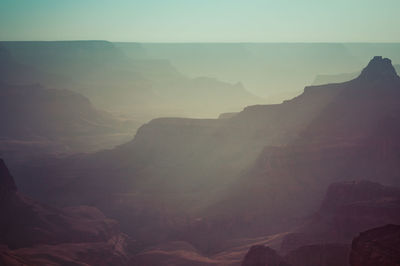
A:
[350, 224, 400, 266]
[0, 159, 133, 265]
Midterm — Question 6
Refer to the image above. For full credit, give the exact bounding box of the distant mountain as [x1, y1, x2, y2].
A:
[0, 82, 136, 162]
[0, 82, 115, 138]
[0, 45, 69, 86]
[117, 43, 365, 101]
[130, 241, 221, 266]
[118, 43, 400, 102]
[0, 41, 263, 119]
[0, 159, 133, 265]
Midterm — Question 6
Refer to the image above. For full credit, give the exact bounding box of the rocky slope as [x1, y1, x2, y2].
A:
[0, 159, 133, 265]
[208, 56, 400, 238]
[280, 181, 400, 254]
[0, 81, 136, 162]
[130, 241, 220, 266]
[284, 244, 350, 266]
[241, 243, 350, 266]
[241, 245, 290, 266]
[241, 179, 400, 266]
[350, 224, 400, 266]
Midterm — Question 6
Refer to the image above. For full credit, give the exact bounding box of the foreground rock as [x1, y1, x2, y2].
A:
[350, 224, 400, 266]
[130, 241, 220, 266]
[240, 180, 400, 266]
[241, 243, 349, 266]
[0, 159, 133, 265]
[280, 181, 400, 254]
[241, 245, 290, 266]
[285, 244, 350, 266]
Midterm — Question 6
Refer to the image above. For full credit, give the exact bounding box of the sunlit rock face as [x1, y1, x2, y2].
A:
[350, 224, 400, 266]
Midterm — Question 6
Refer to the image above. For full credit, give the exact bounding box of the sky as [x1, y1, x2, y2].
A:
[1, 0, 400, 42]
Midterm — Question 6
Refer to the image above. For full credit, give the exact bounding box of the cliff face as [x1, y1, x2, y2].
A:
[241, 243, 349, 266]
[350, 224, 400, 266]
[0, 159, 132, 265]
[280, 181, 400, 254]
[0, 82, 117, 139]
[0, 81, 137, 161]
[0, 159, 16, 199]
[241, 180, 400, 266]
[241, 245, 290, 266]
[209, 56, 400, 238]
[284, 244, 350, 266]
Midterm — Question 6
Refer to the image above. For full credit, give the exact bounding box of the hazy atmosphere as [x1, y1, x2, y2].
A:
[2, 0, 400, 42]
[1, 1, 400, 266]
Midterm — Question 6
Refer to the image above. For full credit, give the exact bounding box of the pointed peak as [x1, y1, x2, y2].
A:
[358, 56, 398, 81]
[0, 159, 17, 196]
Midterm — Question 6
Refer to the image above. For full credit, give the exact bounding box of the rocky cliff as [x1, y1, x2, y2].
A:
[350, 224, 400, 266]
[0, 159, 133, 265]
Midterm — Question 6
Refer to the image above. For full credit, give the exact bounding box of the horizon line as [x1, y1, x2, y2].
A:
[2, 40, 400, 44]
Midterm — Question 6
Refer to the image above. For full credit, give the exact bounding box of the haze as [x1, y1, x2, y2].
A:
[1, 1, 400, 266]
[2, 0, 400, 42]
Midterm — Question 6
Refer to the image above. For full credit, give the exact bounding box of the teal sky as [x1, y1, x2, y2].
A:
[1, 0, 400, 42]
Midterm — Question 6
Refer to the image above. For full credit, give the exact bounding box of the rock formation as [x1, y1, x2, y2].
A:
[350, 224, 400, 266]
[242, 245, 290, 266]
[0, 159, 133, 265]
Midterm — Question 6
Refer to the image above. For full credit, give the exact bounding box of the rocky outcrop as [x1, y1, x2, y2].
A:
[285, 244, 350, 266]
[0, 159, 132, 265]
[313, 56, 400, 86]
[242, 245, 290, 266]
[280, 181, 400, 254]
[241, 243, 350, 266]
[211, 56, 400, 241]
[0, 159, 16, 198]
[357, 56, 398, 82]
[130, 241, 220, 266]
[350, 224, 400, 266]
[242, 180, 400, 266]
[312, 64, 400, 86]
[319, 180, 400, 212]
